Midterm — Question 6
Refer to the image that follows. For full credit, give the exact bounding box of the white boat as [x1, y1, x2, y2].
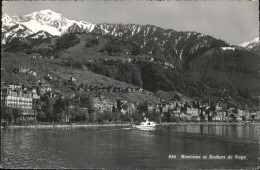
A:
[133, 118, 157, 130]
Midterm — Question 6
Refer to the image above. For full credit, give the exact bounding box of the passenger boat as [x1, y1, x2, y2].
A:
[133, 118, 157, 130]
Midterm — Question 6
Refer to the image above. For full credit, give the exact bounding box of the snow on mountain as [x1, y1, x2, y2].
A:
[12, 9, 95, 35]
[2, 13, 17, 32]
[2, 10, 96, 44]
[2, 9, 229, 61]
[19, 19, 61, 36]
[238, 37, 259, 53]
[2, 23, 34, 44]
[27, 30, 52, 39]
[239, 37, 259, 49]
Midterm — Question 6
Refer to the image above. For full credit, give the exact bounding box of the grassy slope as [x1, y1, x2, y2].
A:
[1, 52, 160, 104]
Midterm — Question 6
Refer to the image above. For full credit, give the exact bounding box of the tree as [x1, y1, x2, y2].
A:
[102, 111, 112, 122]
[132, 44, 141, 55]
[53, 97, 67, 122]
[37, 110, 46, 122]
[112, 108, 120, 122]
[199, 113, 205, 122]
[70, 109, 78, 122]
[251, 114, 255, 121]
[41, 96, 55, 121]
[146, 110, 156, 121]
[229, 114, 236, 122]
[161, 112, 171, 122]
[107, 46, 113, 56]
[1, 106, 14, 123]
[137, 102, 148, 113]
[171, 114, 180, 122]
[1, 105, 8, 120]
[12, 108, 22, 123]
[86, 96, 95, 114]
[131, 112, 143, 122]
[119, 113, 130, 122]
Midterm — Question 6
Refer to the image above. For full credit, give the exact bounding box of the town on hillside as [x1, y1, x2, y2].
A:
[1, 73, 260, 126]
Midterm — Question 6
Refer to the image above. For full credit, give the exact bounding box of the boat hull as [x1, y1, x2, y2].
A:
[133, 125, 156, 130]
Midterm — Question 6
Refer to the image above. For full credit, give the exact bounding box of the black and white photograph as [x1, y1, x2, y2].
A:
[1, 0, 259, 169]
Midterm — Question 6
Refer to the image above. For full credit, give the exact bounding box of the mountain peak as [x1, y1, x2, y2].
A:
[2, 13, 9, 18]
[38, 9, 59, 14]
[31, 9, 63, 19]
[238, 37, 259, 53]
[2, 13, 14, 21]
[239, 37, 259, 47]
[2, 10, 96, 43]
[2, 13, 17, 31]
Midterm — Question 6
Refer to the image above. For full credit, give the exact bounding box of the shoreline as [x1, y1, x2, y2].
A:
[159, 122, 260, 126]
[1, 121, 259, 129]
[1, 123, 131, 129]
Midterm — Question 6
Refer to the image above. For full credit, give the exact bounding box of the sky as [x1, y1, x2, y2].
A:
[2, 0, 259, 44]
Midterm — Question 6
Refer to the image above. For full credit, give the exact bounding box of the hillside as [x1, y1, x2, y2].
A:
[155, 90, 191, 102]
[1, 52, 160, 104]
[2, 32, 260, 107]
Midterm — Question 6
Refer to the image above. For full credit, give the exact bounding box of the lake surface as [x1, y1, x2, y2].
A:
[1, 124, 260, 169]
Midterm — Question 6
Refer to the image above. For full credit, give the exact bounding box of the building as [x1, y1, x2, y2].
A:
[8, 84, 22, 90]
[39, 83, 52, 95]
[70, 77, 76, 82]
[19, 109, 37, 121]
[173, 107, 181, 115]
[1, 88, 33, 109]
[45, 72, 60, 81]
[237, 109, 246, 119]
[186, 107, 199, 117]
[162, 104, 169, 113]
[136, 88, 143, 92]
[214, 110, 226, 121]
[126, 87, 132, 93]
[147, 103, 154, 112]
[93, 96, 115, 113]
[1, 87, 37, 121]
[127, 103, 137, 114]
[47, 90, 61, 98]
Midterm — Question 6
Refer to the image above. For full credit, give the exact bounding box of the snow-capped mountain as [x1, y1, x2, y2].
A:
[238, 37, 259, 53]
[2, 13, 17, 32]
[2, 9, 230, 62]
[2, 10, 95, 44]
[239, 37, 259, 48]
[12, 9, 95, 35]
[2, 13, 33, 43]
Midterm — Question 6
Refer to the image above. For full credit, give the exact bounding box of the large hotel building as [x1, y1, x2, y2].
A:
[1, 87, 37, 121]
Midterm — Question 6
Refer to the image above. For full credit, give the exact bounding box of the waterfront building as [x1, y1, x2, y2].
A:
[1, 87, 37, 121]
[186, 107, 199, 117]
[237, 109, 246, 118]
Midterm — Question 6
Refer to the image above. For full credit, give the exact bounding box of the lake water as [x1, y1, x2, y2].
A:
[1, 124, 260, 169]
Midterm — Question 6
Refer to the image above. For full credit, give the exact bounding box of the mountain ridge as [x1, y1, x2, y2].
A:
[2, 10, 232, 64]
